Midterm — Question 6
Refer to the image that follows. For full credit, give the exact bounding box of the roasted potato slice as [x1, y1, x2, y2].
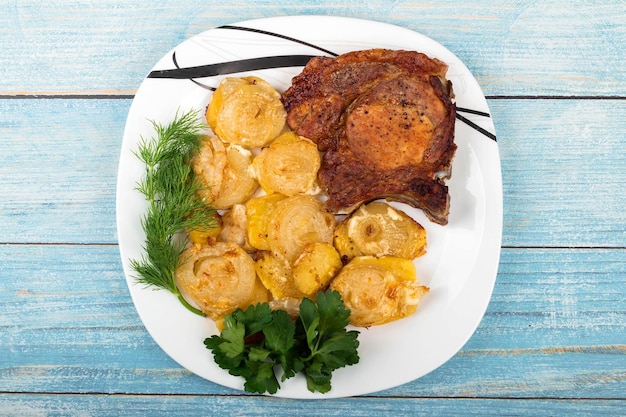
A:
[217, 204, 254, 252]
[212, 275, 270, 331]
[249, 275, 271, 305]
[191, 136, 258, 209]
[267, 194, 336, 263]
[206, 77, 249, 129]
[334, 201, 427, 261]
[252, 131, 321, 196]
[212, 143, 259, 209]
[208, 76, 286, 148]
[245, 193, 287, 251]
[175, 241, 258, 321]
[329, 256, 429, 327]
[190, 135, 226, 202]
[252, 196, 338, 301]
[292, 242, 342, 296]
[254, 250, 304, 300]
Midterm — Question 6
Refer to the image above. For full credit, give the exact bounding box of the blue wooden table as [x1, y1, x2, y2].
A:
[1, 1, 625, 415]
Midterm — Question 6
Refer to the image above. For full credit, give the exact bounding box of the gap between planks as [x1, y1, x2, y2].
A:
[0, 391, 624, 401]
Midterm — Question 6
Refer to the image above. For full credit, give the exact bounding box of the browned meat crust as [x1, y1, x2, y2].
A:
[281, 49, 456, 225]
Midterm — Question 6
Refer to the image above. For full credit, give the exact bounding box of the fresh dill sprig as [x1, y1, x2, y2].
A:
[130, 109, 217, 316]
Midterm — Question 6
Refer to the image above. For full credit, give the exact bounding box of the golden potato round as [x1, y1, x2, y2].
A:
[245, 193, 287, 251]
[211, 77, 286, 148]
[190, 135, 226, 202]
[191, 137, 258, 210]
[217, 204, 255, 252]
[175, 242, 257, 321]
[249, 275, 271, 306]
[211, 144, 258, 209]
[334, 201, 427, 261]
[293, 242, 342, 296]
[267, 194, 336, 263]
[254, 250, 304, 300]
[206, 77, 250, 129]
[329, 256, 429, 327]
[252, 131, 321, 196]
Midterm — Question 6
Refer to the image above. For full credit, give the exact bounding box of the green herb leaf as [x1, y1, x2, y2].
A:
[298, 297, 320, 349]
[244, 361, 280, 394]
[130, 110, 217, 315]
[203, 290, 360, 395]
[302, 358, 332, 393]
[315, 289, 352, 335]
[232, 303, 274, 336]
[263, 309, 298, 381]
[263, 309, 296, 355]
[299, 291, 360, 393]
[217, 320, 246, 358]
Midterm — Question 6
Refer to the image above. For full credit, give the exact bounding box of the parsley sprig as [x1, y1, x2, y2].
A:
[130, 110, 217, 316]
[204, 290, 360, 394]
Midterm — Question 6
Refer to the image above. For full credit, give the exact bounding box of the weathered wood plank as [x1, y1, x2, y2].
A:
[0, 394, 623, 417]
[1, 98, 625, 247]
[0, 1, 624, 96]
[1, 245, 624, 398]
[0, 98, 129, 244]
[493, 99, 626, 248]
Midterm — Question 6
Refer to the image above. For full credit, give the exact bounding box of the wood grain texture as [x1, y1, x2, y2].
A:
[0, 395, 624, 417]
[493, 98, 626, 248]
[0, 1, 624, 96]
[0, 99, 129, 244]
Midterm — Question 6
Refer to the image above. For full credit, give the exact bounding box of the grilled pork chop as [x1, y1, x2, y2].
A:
[281, 49, 456, 225]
